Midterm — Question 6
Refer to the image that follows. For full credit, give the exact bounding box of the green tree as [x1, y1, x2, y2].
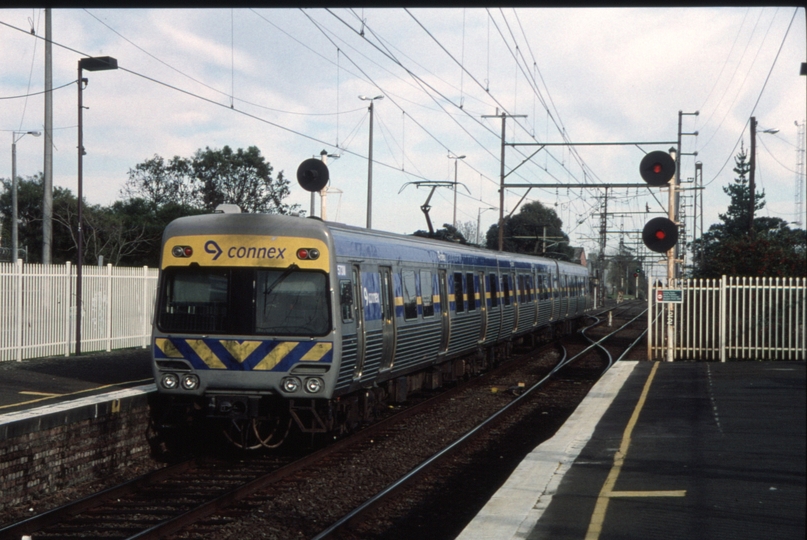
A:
[412, 223, 469, 244]
[484, 201, 574, 260]
[692, 145, 807, 277]
[0, 173, 77, 263]
[122, 154, 199, 208]
[192, 146, 297, 214]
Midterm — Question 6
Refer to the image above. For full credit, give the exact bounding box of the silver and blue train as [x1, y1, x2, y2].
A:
[151, 208, 595, 447]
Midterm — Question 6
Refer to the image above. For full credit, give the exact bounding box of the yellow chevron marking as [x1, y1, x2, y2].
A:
[300, 342, 333, 361]
[187, 339, 227, 369]
[254, 341, 300, 371]
[219, 340, 262, 363]
[155, 338, 184, 358]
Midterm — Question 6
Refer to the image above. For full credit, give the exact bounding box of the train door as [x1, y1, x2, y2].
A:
[350, 266, 366, 380]
[379, 266, 396, 371]
[438, 269, 450, 354]
[478, 271, 488, 343]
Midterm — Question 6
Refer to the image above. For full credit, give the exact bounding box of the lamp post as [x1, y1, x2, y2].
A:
[76, 55, 117, 355]
[448, 154, 466, 228]
[476, 206, 496, 246]
[11, 130, 41, 262]
[359, 95, 383, 229]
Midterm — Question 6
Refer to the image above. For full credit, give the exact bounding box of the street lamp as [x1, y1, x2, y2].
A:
[448, 154, 466, 228]
[76, 55, 117, 356]
[476, 206, 496, 246]
[359, 94, 383, 229]
[11, 130, 41, 263]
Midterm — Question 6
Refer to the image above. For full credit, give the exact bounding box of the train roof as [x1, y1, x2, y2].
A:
[162, 212, 587, 274]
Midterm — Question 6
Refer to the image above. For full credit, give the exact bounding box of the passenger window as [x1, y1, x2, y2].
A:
[339, 280, 353, 322]
[453, 272, 465, 313]
[489, 274, 499, 308]
[421, 271, 434, 318]
[402, 270, 418, 320]
[502, 275, 511, 306]
[466, 273, 476, 311]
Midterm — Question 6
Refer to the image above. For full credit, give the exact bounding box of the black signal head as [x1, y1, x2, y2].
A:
[639, 151, 676, 186]
[642, 217, 678, 253]
[296, 158, 329, 192]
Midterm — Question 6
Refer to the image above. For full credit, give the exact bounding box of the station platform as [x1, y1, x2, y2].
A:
[0, 349, 154, 435]
[458, 359, 806, 540]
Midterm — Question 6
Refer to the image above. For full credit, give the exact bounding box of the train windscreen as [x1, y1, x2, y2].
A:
[157, 267, 330, 336]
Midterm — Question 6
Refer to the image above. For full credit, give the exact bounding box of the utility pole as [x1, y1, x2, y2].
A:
[482, 110, 526, 251]
[42, 8, 53, 264]
[749, 116, 757, 234]
[359, 95, 383, 229]
[449, 154, 466, 228]
[598, 187, 608, 306]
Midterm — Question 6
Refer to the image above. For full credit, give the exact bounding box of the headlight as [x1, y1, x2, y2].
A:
[161, 373, 179, 389]
[181, 374, 199, 390]
[282, 377, 301, 393]
[305, 377, 324, 393]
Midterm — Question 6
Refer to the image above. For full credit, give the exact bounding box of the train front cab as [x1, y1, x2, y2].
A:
[151, 217, 340, 430]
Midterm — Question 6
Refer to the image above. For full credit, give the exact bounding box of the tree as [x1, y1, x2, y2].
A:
[0, 173, 77, 263]
[692, 145, 807, 278]
[122, 154, 199, 208]
[192, 146, 297, 214]
[412, 223, 469, 244]
[484, 201, 575, 260]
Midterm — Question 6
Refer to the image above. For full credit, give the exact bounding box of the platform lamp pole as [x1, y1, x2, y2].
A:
[359, 94, 383, 229]
[76, 55, 117, 355]
[11, 130, 41, 263]
[448, 154, 466, 229]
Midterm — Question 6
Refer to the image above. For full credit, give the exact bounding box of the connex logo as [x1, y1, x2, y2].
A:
[205, 240, 223, 260]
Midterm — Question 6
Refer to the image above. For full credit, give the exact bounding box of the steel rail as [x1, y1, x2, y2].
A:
[312, 306, 647, 539]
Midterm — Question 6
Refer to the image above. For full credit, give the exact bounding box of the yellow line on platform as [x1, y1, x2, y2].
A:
[0, 378, 153, 411]
[609, 490, 687, 498]
[586, 361, 680, 540]
[19, 391, 62, 397]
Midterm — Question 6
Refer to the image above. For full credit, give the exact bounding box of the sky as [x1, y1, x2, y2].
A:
[1, 7, 805, 282]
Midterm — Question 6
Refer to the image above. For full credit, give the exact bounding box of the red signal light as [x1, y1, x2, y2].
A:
[184, 246, 193, 257]
[655, 230, 666, 240]
[297, 248, 309, 260]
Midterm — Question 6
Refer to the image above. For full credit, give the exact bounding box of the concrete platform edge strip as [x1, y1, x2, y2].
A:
[455, 360, 639, 540]
[0, 384, 157, 438]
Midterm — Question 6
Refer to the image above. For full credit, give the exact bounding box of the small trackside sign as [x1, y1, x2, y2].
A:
[656, 289, 683, 303]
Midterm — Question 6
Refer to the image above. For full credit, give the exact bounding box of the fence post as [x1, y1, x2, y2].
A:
[143, 266, 149, 348]
[720, 275, 727, 362]
[65, 261, 72, 356]
[647, 283, 653, 360]
[14, 259, 23, 362]
[106, 263, 113, 352]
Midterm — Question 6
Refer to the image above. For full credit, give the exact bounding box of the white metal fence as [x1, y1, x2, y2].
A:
[649, 276, 806, 361]
[0, 261, 158, 362]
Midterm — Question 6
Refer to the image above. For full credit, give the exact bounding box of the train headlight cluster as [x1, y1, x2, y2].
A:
[160, 372, 200, 391]
[296, 248, 320, 260]
[304, 377, 324, 393]
[282, 377, 301, 393]
[171, 245, 193, 258]
[282, 376, 324, 394]
[181, 374, 200, 390]
[161, 373, 179, 389]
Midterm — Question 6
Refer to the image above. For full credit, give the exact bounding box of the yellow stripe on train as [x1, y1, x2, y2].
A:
[162, 234, 329, 271]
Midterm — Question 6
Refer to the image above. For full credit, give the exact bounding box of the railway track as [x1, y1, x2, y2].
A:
[0, 302, 647, 540]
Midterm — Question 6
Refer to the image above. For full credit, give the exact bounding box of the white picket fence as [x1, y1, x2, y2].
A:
[0, 261, 158, 362]
[649, 276, 807, 361]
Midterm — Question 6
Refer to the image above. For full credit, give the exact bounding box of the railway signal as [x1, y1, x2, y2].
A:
[639, 151, 678, 253]
[642, 216, 678, 253]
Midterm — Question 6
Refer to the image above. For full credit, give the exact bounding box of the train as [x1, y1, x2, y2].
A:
[151, 202, 595, 448]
